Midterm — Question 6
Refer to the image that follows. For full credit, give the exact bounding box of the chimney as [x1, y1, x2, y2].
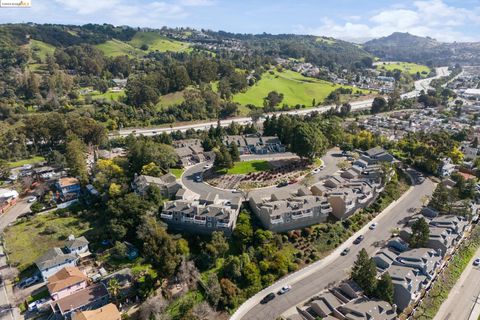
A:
[393, 304, 398, 314]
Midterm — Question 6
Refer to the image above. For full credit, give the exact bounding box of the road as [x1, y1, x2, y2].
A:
[109, 68, 449, 138]
[0, 199, 31, 320]
[433, 246, 480, 320]
[232, 178, 436, 320]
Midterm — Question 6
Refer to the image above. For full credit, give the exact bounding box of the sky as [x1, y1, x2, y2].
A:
[0, 0, 479, 42]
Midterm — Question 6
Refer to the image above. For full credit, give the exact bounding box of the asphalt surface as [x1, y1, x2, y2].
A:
[234, 178, 436, 320]
[0, 199, 30, 320]
[110, 68, 449, 139]
[433, 246, 480, 320]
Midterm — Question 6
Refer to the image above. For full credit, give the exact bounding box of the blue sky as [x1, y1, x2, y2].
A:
[0, 0, 479, 42]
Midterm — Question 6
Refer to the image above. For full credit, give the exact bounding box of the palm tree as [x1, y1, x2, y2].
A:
[108, 278, 120, 303]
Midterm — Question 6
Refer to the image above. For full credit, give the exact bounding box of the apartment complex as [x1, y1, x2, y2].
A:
[132, 173, 182, 199]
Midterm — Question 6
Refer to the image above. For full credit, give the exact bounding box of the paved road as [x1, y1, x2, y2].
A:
[232, 179, 436, 320]
[433, 246, 480, 320]
[0, 200, 30, 320]
[110, 68, 449, 138]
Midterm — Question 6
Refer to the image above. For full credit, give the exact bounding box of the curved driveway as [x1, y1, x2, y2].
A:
[232, 179, 436, 320]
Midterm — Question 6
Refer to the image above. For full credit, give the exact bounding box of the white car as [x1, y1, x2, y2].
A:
[203, 164, 213, 169]
[312, 168, 321, 174]
[278, 285, 292, 294]
[473, 258, 480, 266]
[27, 196, 37, 203]
[369, 222, 378, 230]
[319, 164, 325, 170]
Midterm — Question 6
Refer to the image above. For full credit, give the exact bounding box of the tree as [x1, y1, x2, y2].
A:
[139, 294, 170, 320]
[141, 162, 163, 177]
[65, 136, 88, 184]
[205, 231, 229, 260]
[351, 249, 377, 296]
[409, 217, 430, 248]
[108, 278, 120, 303]
[234, 212, 253, 247]
[263, 91, 284, 111]
[290, 123, 328, 160]
[191, 301, 216, 320]
[0, 160, 10, 180]
[375, 273, 394, 304]
[220, 278, 239, 309]
[223, 256, 242, 280]
[204, 273, 222, 307]
[213, 145, 233, 169]
[371, 97, 388, 114]
[229, 142, 240, 162]
[136, 216, 183, 278]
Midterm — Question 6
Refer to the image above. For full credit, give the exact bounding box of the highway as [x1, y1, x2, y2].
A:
[109, 67, 449, 138]
[231, 179, 436, 320]
[433, 246, 480, 320]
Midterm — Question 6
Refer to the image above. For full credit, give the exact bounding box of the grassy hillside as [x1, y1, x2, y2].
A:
[376, 62, 431, 77]
[233, 70, 372, 107]
[95, 39, 143, 58]
[129, 32, 191, 53]
[29, 39, 55, 63]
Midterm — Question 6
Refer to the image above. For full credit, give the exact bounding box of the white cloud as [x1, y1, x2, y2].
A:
[54, 0, 120, 15]
[178, 0, 215, 6]
[296, 0, 480, 42]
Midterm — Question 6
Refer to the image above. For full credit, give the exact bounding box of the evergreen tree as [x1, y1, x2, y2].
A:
[229, 142, 240, 162]
[410, 217, 430, 248]
[351, 249, 377, 296]
[375, 273, 394, 304]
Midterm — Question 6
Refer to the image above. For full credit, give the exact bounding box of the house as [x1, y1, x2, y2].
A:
[173, 139, 210, 167]
[393, 248, 442, 279]
[72, 303, 120, 320]
[439, 158, 456, 177]
[51, 283, 110, 319]
[36, 248, 78, 282]
[427, 227, 457, 256]
[373, 248, 398, 270]
[337, 297, 398, 320]
[362, 147, 395, 164]
[388, 237, 409, 252]
[72, 303, 121, 320]
[132, 173, 181, 199]
[429, 215, 468, 237]
[249, 188, 332, 232]
[0, 188, 18, 214]
[161, 194, 242, 234]
[64, 236, 90, 257]
[47, 266, 88, 301]
[327, 189, 358, 220]
[55, 177, 81, 201]
[386, 264, 428, 311]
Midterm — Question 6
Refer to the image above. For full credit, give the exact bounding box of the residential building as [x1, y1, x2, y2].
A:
[386, 264, 428, 311]
[427, 227, 457, 256]
[393, 248, 442, 279]
[439, 158, 456, 177]
[51, 283, 110, 319]
[161, 192, 242, 234]
[361, 147, 395, 164]
[55, 177, 81, 201]
[429, 215, 469, 237]
[36, 248, 78, 281]
[173, 139, 211, 167]
[72, 303, 121, 320]
[337, 297, 398, 320]
[47, 266, 88, 301]
[64, 236, 90, 256]
[373, 248, 399, 270]
[249, 187, 332, 232]
[132, 173, 181, 199]
[0, 188, 18, 214]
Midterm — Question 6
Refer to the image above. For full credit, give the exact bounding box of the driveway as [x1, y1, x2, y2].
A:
[233, 179, 436, 320]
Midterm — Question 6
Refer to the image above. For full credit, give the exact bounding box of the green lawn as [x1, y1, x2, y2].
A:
[156, 90, 186, 110]
[218, 160, 272, 175]
[90, 89, 126, 101]
[170, 168, 185, 179]
[3, 212, 94, 272]
[8, 156, 45, 168]
[233, 69, 372, 107]
[29, 40, 55, 63]
[376, 62, 431, 77]
[129, 32, 191, 53]
[95, 39, 143, 58]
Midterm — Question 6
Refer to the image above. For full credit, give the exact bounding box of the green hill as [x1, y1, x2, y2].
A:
[129, 32, 191, 53]
[376, 62, 431, 77]
[29, 39, 55, 62]
[233, 70, 373, 107]
[95, 39, 143, 58]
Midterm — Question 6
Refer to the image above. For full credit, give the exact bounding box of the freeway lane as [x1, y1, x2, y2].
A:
[109, 68, 450, 138]
[233, 179, 436, 320]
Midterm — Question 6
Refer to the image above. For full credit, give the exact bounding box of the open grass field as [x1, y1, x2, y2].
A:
[3, 212, 94, 272]
[90, 89, 126, 101]
[129, 32, 191, 53]
[95, 39, 143, 58]
[233, 70, 372, 107]
[29, 40, 55, 63]
[156, 90, 186, 110]
[376, 62, 431, 77]
[218, 160, 272, 175]
[8, 156, 45, 168]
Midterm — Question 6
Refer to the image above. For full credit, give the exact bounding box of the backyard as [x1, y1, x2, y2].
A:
[8, 156, 45, 168]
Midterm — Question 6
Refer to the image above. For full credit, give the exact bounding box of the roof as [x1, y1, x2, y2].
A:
[65, 236, 89, 249]
[72, 303, 121, 320]
[366, 146, 387, 157]
[55, 283, 109, 315]
[35, 248, 77, 271]
[47, 266, 88, 293]
[58, 177, 80, 188]
[339, 297, 397, 320]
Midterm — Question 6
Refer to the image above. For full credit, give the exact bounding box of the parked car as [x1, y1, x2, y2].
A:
[319, 164, 325, 170]
[27, 196, 37, 203]
[194, 175, 203, 182]
[341, 248, 350, 256]
[260, 293, 276, 304]
[203, 164, 212, 169]
[277, 181, 288, 188]
[18, 275, 40, 289]
[473, 258, 480, 266]
[369, 222, 378, 230]
[312, 168, 321, 174]
[353, 235, 365, 244]
[278, 285, 292, 295]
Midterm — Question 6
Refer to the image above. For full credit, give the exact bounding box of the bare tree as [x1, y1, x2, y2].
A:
[191, 302, 216, 320]
[176, 258, 200, 290]
[138, 294, 171, 320]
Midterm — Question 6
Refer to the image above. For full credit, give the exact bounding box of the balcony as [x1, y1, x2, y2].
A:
[160, 213, 173, 220]
[271, 218, 284, 225]
[216, 222, 230, 228]
[322, 207, 332, 214]
[182, 217, 194, 223]
[194, 217, 207, 225]
[291, 214, 303, 220]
